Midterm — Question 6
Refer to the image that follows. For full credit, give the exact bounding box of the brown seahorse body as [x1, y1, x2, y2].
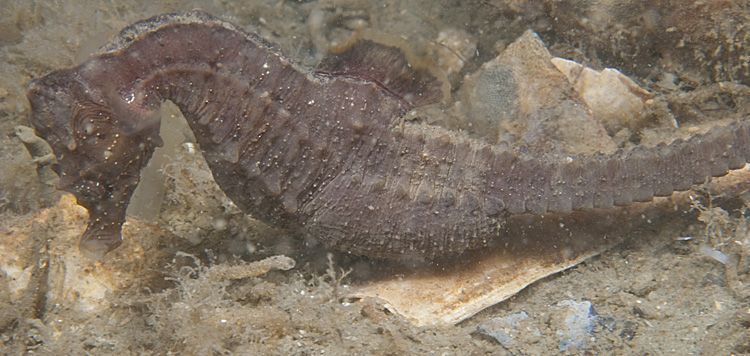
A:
[27, 11, 750, 260]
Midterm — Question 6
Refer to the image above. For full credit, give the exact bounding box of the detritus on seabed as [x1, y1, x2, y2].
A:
[1, 1, 749, 354]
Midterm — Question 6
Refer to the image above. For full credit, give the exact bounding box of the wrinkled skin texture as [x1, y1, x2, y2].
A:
[27, 11, 750, 260]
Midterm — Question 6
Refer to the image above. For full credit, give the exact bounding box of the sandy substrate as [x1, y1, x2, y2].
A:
[1, 1, 748, 354]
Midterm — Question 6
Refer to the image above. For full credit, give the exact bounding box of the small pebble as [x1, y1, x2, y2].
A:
[555, 300, 598, 352]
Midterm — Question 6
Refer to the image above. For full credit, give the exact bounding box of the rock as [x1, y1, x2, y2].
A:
[551, 57, 653, 135]
[430, 28, 476, 77]
[551, 300, 598, 352]
[456, 30, 616, 155]
[628, 270, 657, 297]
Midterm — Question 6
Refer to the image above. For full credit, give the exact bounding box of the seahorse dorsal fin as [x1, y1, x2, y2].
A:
[316, 39, 446, 108]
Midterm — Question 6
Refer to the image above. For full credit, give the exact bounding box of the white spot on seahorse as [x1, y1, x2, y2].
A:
[83, 121, 95, 135]
[124, 92, 135, 104]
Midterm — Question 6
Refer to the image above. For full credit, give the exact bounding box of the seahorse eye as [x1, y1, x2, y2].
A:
[83, 119, 96, 135]
[76, 116, 114, 146]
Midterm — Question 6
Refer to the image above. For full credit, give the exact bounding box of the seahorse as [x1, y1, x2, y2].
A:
[26, 11, 750, 260]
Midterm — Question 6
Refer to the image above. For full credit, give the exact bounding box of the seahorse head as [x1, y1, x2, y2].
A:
[27, 67, 162, 258]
